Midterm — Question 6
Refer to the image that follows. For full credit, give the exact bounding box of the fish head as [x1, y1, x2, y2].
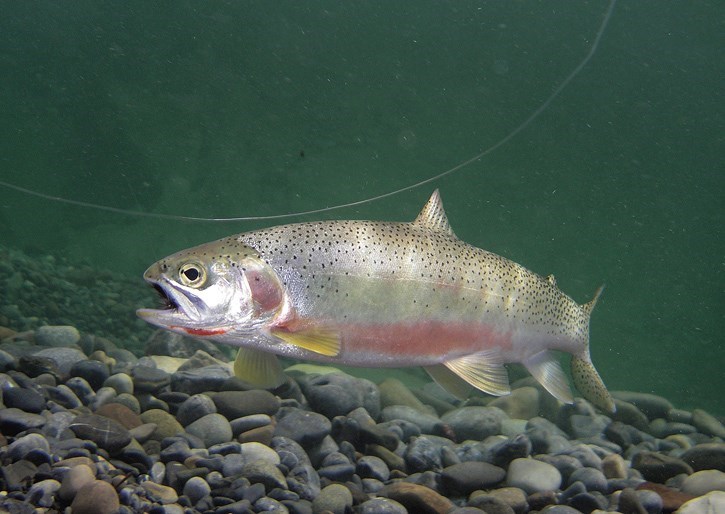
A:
[137, 239, 286, 341]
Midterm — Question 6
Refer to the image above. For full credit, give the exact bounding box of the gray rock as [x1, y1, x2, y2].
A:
[185, 413, 232, 447]
[441, 461, 506, 495]
[612, 399, 650, 431]
[240, 441, 280, 466]
[358, 498, 408, 514]
[274, 407, 331, 448]
[131, 365, 170, 393]
[242, 460, 288, 490]
[357, 455, 390, 482]
[212, 390, 280, 418]
[33, 347, 87, 377]
[170, 364, 232, 395]
[7, 433, 50, 461]
[287, 463, 321, 501]
[568, 414, 610, 439]
[231, 414, 273, 436]
[632, 450, 693, 483]
[27, 478, 61, 508]
[69, 414, 132, 453]
[0, 407, 46, 435]
[441, 406, 506, 441]
[3, 386, 45, 413]
[272, 436, 312, 469]
[70, 360, 110, 390]
[567, 467, 608, 493]
[381, 404, 443, 435]
[681, 443, 725, 472]
[692, 409, 725, 438]
[490, 433, 532, 468]
[649, 418, 697, 438]
[489, 386, 541, 420]
[467, 495, 516, 514]
[405, 434, 454, 473]
[59, 464, 96, 501]
[676, 491, 725, 514]
[483, 487, 529, 514]
[506, 458, 562, 493]
[611, 391, 673, 419]
[299, 372, 381, 419]
[35, 325, 80, 347]
[103, 373, 134, 394]
[176, 393, 217, 426]
[70, 480, 120, 514]
[312, 483, 352, 514]
[183, 476, 211, 503]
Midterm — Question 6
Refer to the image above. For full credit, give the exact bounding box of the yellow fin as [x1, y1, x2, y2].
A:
[271, 327, 341, 357]
[233, 347, 286, 389]
[443, 349, 511, 396]
[424, 364, 475, 400]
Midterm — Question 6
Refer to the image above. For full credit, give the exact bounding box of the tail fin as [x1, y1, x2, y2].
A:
[572, 285, 616, 413]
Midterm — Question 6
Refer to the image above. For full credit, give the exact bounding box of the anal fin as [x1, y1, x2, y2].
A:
[233, 347, 286, 389]
[271, 326, 341, 357]
[523, 351, 573, 404]
[424, 364, 475, 400]
[442, 349, 510, 396]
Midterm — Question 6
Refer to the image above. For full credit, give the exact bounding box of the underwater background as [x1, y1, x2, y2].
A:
[0, 1, 722, 415]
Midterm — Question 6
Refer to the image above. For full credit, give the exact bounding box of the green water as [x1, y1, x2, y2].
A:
[0, 2, 722, 415]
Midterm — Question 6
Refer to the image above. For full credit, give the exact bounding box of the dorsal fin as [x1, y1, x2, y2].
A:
[412, 189, 455, 237]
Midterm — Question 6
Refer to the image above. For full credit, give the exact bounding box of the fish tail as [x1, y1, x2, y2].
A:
[572, 285, 616, 413]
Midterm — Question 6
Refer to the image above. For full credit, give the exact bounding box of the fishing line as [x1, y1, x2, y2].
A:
[0, 0, 617, 223]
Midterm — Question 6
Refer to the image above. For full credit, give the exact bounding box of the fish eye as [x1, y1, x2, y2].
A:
[179, 262, 206, 287]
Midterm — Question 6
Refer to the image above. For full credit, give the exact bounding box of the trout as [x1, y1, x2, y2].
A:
[138, 190, 615, 412]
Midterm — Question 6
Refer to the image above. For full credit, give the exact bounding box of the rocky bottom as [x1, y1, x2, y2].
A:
[0, 325, 724, 514]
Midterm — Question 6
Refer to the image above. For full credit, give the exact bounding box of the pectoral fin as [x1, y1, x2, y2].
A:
[271, 327, 341, 357]
[523, 351, 573, 404]
[233, 347, 286, 389]
[442, 349, 511, 396]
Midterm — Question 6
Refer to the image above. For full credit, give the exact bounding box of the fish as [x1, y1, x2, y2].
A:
[137, 190, 615, 413]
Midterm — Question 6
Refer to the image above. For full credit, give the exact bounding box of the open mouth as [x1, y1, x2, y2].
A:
[153, 283, 178, 311]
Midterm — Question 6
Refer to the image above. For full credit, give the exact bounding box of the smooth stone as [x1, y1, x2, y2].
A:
[506, 457, 562, 494]
[649, 418, 697, 438]
[0, 407, 46, 435]
[3, 386, 46, 413]
[274, 407, 331, 448]
[441, 406, 506, 441]
[379, 482, 455, 514]
[240, 441, 280, 466]
[490, 433, 533, 468]
[602, 453, 629, 479]
[141, 480, 179, 504]
[358, 497, 408, 514]
[239, 424, 275, 445]
[379, 377, 432, 413]
[676, 491, 725, 514]
[70, 360, 110, 390]
[489, 387, 540, 420]
[69, 413, 132, 453]
[637, 488, 664, 514]
[357, 455, 390, 482]
[242, 460, 288, 490]
[381, 405, 443, 435]
[605, 420, 653, 448]
[47, 383, 84, 409]
[368, 444, 406, 472]
[300, 371, 381, 418]
[185, 413, 232, 447]
[567, 466, 608, 493]
[568, 413, 610, 439]
[35, 325, 80, 347]
[566, 491, 608, 512]
[311, 483, 353, 514]
[467, 494, 516, 514]
[132, 365, 171, 393]
[33, 347, 87, 376]
[8, 433, 50, 461]
[526, 417, 571, 454]
[682, 469, 725, 496]
[692, 409, 725, 438]
[103, 373, 134, 394]
[1, 459, 37, 489]
[318, 462, 356, 481]
[176, 393, 217, 426]
[183, 476, 211, 503]
[113, 392, 141, 414]
[95, 402, 143, 429]
[612, 391, 673, 420]
[212, 390, 281, 418]
[141, 409, 184, 440]
[479, 487, 529, 514]
[70, 480, 120, 514]
[632, 450, 693, 483]
[681, 443, 725, 472]
[231, 414, 273, 436]
[405, 434, 454, 473]
[539, 507, 581, 514]
[441, 461, 506, 495]
[59, 464, 96, 501]
[287, 463, 321, 501]
[170, 364, 232, 395]
[27, 478, 61, 508]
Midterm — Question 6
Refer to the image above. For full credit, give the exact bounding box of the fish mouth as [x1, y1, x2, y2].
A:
[152, 283, 178, 311]
[137, 277, 199, 326]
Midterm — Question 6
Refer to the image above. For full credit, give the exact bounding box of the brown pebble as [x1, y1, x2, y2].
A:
[637, 482, 695, 512]
[95, 403, 143, 429]
[70, 480, 119, 514]
[379, 482, 455, 514]
[238, 424, 275, 445]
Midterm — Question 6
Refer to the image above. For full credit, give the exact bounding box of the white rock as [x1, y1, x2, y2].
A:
[676, 490, 725, 514]
[506, 457, 562, 493]
[240, 441, 280, 466]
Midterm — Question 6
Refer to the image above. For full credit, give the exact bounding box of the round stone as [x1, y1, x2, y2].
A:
[312, 483, 353, 514]
[69, 414, 132, 453]
[682, 469, 725, 496]
[7, 433, 50, 461]
[211, 390, 280, 419]
[441, 406, 506, 441]
[35, 325, 80, 347]
[140, 409, 184, 440]
[59, 464, 96, 501]
[185, 413, 232, 447]
[183, 476, 211, 503]
[240, 441, 280, 466]
[358, 498, 408, 514]
[103, 373, 134, 395]
[441, 461, 506, 495]
[274, 407, 331, 448]
[3, 386, 46, 413]
[176, 393, 217, 426]
[506, 458, 562, 494]
[70, 480, 119, 514]
[70, 360, 110, 391]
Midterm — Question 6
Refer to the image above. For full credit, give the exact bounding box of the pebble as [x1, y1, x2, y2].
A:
[35, 325, 81, 347]
[3, 385, 46, 413]
[103, 372, 134, 394]
[33, 347, 87, 376]
[692, 408, 725, 438]
[0, 407, 46, 435]
[440, 461, 506, 494]
[242, 460, 288, 490]
[141, 480, 179, 504]
[274, 407, 331, 448]
[185, 413, 233, 447]
[182, 475, 211, 503]
[302, 371, 381, 418]
[176, 393, 217, 426]
[681, 469, 725, 496]
[140, 408, 184, 440]
[611, 391, 674, 419]
[312, 483, 353, 514]
[358, 497, 408, 514]
[441, 406, 506, 441]
[7, 433, 50, 461]
[488, 386, 541, 420]
[69, 413, 132, 453]
[70, 480, 120, 514]
[681, 443, 725, 472]
[240, 441, 280, 466]
[27, 478, 60, 508]
[212, 389, 281, 418]
[381, 404, 443, 434]
[506, 458, 562, 493]
[467, 494, 516, 514]
[59, 464, 96, 501]
[70, 359, 110, 390]
[170, 364, 232, 395]
[676, 490, 725, 514]
[379, 482, 455, 514]
[132, 364, 171, 393]
[632, 450, 693, 483]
